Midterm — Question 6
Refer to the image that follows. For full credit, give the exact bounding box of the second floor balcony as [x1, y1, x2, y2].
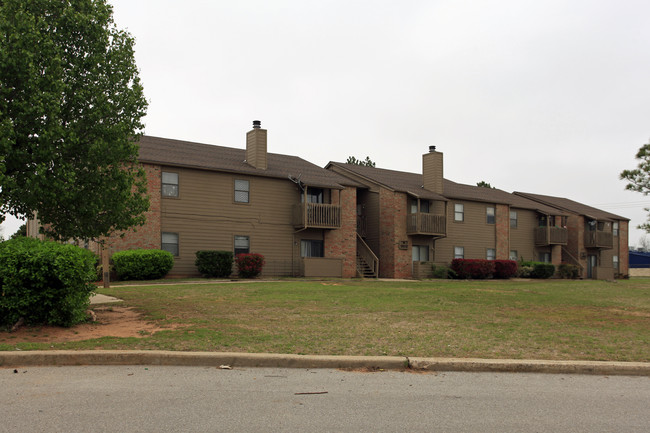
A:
[293, 202, 341, 229]
[535, 226, 568, 246]
[406, 212, 446, 236]
[584, 230, 613, 249]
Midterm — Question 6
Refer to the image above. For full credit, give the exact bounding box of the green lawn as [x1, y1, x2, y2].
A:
[2, 278, 649, 362]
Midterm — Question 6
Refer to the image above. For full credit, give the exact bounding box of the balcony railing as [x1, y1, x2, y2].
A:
[293, 203, 341, 229]
[534, 226, 568, 246]
[584, 230, 613, 249]
[406, 212, 446, 236]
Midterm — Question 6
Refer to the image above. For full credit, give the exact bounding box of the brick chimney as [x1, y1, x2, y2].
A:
[246, 120, 267, 170]
[422, 145, 443, 194]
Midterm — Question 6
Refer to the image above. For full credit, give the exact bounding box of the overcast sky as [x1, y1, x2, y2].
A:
[3, 0, 650, 247]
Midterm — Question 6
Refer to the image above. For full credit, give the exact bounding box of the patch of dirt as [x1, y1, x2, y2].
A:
[0, 306, 178, 343]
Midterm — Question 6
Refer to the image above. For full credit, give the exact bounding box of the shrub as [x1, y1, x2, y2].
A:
[112, 249, 174, 280]
[195, 250, 233, 278]
[431, 264, 456, 279]
[531, 263, 555, 279]
[493, 260, 518, 279]
[450, 259, 495, 279]
[0, 237, 96, 327]
[235, 253, 265, 278]
[558, 263, 580, 279]
[516, 265, 534, 278]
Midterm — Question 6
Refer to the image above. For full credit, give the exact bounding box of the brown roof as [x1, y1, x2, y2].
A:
[514, 192, 629, 221]
[138, 136, 359, 189]
[327, 163, 567, 214]
[326, 162, 447, 201]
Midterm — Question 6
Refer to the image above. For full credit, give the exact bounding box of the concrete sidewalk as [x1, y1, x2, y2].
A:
[1, 350, 649, 376]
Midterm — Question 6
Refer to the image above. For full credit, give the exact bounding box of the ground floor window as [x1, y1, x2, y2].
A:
[234, 235, 250, 256]
[486, 248, 496, 260]
[539, 252, 551, 263]
[301, 240, 324, 257]
[412, 245, 429, 261]
[509, 250, 518, 260]
[162, 232, 179, 256]
[613, 255, 619, 270]
[454, 246, 464, 259]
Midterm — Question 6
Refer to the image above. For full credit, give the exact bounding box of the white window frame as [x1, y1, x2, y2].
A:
[161, 232, 179, 256]
[613, 255, 619, 270]
[509, 250, 518, 260]
[412, 245, 429, 262]
[454, 203, 464, 222]
[234, 235, 250, 256]
[234, 179, 250, 203]
[162, 172, 179, 197]
[454, 246, 464, 259]
[613, 222, 619, 236]
[486, 248, 496, 260]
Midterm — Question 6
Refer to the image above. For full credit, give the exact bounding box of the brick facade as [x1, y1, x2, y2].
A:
[105, 163, 162, 254]
[378, 189, 411, 278]
[495, 204, 509, 259]
[324, 187, 358, 278]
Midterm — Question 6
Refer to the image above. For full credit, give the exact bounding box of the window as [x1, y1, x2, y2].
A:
[510, 211, 518, 228]
[486, 248, 496, 260]
[454, 246, 464, 259]
[412, 245, 429, 262]
[411, 200, 430, 214]
[613, 222, 619, 236]
[161, 232, 179, 256]
[613, 255, 619, 270]
[234, 235, 250, 255]
[162, 172, 179, 197]
[234, 180, 250, 203]
[301, 240, 324, 257]
[509, 250, 518, 260]
[454, 203, 464, 222]
[303, 187, 324, 204]
[539, 252, 551, 263]
[486, 206, 495, 224]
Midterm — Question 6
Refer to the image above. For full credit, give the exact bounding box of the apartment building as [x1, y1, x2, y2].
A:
[103, 121, 360, 278]
[328, 146, 628, 279]
[27, 124, 628, 280]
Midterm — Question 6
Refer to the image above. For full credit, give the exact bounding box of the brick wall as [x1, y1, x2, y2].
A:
[495, 204, 509, 259]
[106, 163, 162, 254]
[324, 187, 358, 278]
[619, 220, 629, 276]
[378, 189, 411, 278]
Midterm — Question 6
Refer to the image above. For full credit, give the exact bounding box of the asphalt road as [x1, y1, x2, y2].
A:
[1, 366, 649, 432]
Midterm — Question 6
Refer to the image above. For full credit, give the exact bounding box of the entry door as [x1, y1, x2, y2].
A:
[587, 255, 597, 279]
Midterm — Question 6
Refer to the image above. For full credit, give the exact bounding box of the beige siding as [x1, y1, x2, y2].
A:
[509, 208, 537, 262]
[434, 200, 496, 264]
[161, 166, 304, 277]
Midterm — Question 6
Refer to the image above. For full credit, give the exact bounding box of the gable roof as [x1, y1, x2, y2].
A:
[514, 192, 628, 221]
[326, 162, 567, 214]
[326, 162, 447, 201]
[138, 135, 359, 189]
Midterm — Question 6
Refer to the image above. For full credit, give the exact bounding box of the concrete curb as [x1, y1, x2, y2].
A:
[1, 351, 649, 376]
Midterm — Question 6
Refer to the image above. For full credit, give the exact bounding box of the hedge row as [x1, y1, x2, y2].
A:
[195, 250, 233, 278]
[112, 249, 174, 280]
[450, 259, 518, 279]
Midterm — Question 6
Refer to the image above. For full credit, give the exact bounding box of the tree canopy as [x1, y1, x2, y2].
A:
[476, 181, 495, 188]
[0, 0, 149, 241]
[346, 156, 376, 167]
[620, 139, 650, 232]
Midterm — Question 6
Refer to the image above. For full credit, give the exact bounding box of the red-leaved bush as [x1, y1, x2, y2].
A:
[450, 259, 495, 279]
[493, 260, 518, 279]
[235, 253, 265, 278]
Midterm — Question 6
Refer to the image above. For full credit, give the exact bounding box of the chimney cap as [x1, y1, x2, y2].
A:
[429, 145, 436, 152]
[252, 120, 261, 129]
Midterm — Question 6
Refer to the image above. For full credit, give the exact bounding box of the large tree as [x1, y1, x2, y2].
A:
[0, 0, 149, 241]
[346, 155, 375, 167]
[621, 139, 650, 232]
